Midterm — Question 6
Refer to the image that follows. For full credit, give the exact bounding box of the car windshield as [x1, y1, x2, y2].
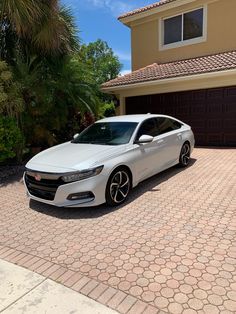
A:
[72, 122, 138, 145]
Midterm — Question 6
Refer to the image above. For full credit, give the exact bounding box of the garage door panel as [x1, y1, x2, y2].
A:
[225, 86, 236, 97]
[191, 120, 206, 132]
[175, 104, 190, 115]
[207, 88, 224, 99]
[207, 134, 224, 146]
[207, 119, 223, 132]
[195, 133, 207, 146]
[224, 119, 236, 132]
[178, 91, 192, 102]
[224, 102, 236, 117]
[191, 103, 206, 114]
[126, 86, 236, 146]
[207, 103, 224, 115]
[192, 90, 206, 100]
[224, 134, 236, 146]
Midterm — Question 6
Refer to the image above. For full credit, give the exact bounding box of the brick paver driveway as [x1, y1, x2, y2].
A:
[0, 148, 236, 314]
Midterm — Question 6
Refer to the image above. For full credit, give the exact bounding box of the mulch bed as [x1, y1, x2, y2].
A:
[0, 165, 25, 184]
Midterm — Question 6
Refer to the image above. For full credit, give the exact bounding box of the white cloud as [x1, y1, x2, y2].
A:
[120, 69, 131, 76]
[86, 0, 137, 16]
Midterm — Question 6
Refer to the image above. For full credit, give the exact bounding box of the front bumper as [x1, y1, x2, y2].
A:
[23, 172, 107, 207]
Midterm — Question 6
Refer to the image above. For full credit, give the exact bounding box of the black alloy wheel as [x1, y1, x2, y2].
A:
[179, 142, 191, 167]
[106, 169, 131, 206]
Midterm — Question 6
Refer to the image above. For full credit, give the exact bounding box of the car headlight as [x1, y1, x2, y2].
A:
[61, 165, 104, 183]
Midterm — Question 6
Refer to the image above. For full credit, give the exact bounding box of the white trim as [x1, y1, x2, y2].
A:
[159, 5, 207, 51]
[101, 69, 236, 92]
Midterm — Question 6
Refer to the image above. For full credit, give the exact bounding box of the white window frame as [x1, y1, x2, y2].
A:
[159, 5, 207, 51]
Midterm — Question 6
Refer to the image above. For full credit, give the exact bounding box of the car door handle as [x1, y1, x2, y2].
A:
[157, 139, 164, 144]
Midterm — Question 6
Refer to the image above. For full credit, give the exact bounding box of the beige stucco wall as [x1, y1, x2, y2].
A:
[131, 0, 236, 70]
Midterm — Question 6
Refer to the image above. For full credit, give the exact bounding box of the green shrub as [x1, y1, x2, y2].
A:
[0, 116, 24, 163]
[100, 102, 116, 118]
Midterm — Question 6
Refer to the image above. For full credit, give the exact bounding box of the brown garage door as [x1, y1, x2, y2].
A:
[126, 86, 236, 146]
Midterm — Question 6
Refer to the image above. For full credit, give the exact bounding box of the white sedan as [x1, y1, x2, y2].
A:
[24, 114, 194, 207]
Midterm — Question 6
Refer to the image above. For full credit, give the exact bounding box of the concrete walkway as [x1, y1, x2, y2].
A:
[0, 259, 118, 314]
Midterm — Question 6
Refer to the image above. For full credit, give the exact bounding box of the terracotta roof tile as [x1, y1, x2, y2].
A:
[102, 51, 236, 88]
[118, 0, 177, 20]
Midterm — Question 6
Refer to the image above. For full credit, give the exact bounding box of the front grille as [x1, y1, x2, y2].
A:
[25, 173, 66, 201]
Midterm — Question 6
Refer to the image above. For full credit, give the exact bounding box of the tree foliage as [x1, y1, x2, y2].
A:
[17, 56, 100, 146]
[79, 39, 122, 85]
[0, 60, 23, 120]
[0, 2, 121, 163]
[0, 116, 24, 162]
[79, 39, 122, 106]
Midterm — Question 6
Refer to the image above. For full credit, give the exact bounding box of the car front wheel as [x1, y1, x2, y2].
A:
[106, 168, 131, 206]
[179, 142, 191, 167]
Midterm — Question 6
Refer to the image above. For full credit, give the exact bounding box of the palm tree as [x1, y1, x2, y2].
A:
[0, 0, 79, 61]
[0, 1, 98, 150]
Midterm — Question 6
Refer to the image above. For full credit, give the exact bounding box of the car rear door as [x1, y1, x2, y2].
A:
[155, 117, 183, 168]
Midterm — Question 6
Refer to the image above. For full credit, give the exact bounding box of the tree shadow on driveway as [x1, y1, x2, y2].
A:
[0, 168, 25, 187]
[29, 158, 197, 219]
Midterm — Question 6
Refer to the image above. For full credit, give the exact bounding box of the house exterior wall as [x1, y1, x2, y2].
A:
[131, 0, 236, 70]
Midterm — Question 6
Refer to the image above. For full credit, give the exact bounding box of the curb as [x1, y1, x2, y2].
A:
[0, 245, 163, 314]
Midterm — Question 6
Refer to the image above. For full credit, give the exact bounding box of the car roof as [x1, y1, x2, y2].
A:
[98, 114, 180, 123]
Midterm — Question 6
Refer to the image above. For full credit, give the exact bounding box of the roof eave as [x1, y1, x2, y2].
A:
[118, 0, 196, 26]
[101, 68, 236, 93]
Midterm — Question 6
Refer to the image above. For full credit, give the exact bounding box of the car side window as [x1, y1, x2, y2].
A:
[156, 118, 182, 135]
[136, 118, 159, 139]
[172, 119, 182, 130]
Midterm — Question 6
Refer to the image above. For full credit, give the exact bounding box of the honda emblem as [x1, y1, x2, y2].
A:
[34, 174, 41, 181]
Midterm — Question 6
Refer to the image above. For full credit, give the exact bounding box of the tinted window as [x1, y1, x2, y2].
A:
[183, 8, 203, 40]
[72, 122, 138, 145]
[172, 120, 182, 129]
[163, 8, 203, 45]
[156, 118, 182, 135]
[164, 15, 182, 45]
[136, 118, 159, 139]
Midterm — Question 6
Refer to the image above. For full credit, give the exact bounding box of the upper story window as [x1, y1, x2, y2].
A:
[160, 7, 206, 50]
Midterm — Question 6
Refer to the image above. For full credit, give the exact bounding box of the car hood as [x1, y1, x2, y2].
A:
[26, 142, 127, 173]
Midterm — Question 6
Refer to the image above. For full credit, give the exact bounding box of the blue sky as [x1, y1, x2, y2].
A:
[61, 0, 156, 74]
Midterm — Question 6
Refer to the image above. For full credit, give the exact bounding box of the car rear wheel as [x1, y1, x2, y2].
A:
[106, 168, 131, 206]
[179, 142, 191, 167]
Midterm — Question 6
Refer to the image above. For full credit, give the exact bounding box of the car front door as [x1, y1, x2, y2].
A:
[131, 118, 165, 182]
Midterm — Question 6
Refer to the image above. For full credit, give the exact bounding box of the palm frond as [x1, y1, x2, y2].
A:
[1, 0, 42, 35]
[33, 5, 79, 55]
[59, 6, 80, 53]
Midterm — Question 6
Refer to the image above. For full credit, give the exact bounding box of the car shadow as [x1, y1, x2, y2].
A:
[29, 158, 197, 219]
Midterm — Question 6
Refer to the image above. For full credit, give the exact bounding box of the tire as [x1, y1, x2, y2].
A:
[179, 142, 191, 167]
[105, 168, 131, 206]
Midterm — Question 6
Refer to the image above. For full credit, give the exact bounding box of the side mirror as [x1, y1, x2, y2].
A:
[73, 133, 79, 139]
[135, 134, 154, 144]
